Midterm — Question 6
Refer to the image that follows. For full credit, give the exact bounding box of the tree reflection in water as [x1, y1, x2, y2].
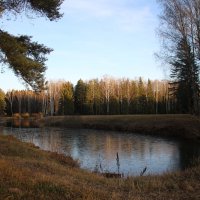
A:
[1, 127, 200, 176]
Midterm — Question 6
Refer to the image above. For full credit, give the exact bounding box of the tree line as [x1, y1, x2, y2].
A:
[0, 77, 185, 116]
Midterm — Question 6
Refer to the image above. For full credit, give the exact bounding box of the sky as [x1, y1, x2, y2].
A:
[0, 0, 167, 91]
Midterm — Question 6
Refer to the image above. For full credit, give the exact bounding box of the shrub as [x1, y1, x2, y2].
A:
[13, 113, 21, 119]
[21, 113, 30, 119]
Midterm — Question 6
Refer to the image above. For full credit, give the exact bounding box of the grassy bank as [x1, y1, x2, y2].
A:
[39, 114, 200, 140]
[0, 135, 200, 200]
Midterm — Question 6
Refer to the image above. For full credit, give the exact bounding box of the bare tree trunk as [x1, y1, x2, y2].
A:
[6, 91, 14, 116]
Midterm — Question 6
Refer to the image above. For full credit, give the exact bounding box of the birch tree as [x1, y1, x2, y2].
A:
[0, 88, 5, 115]
[6, 90, 14, 115]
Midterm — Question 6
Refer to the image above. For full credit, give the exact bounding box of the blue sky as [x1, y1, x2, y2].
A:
[0, 0, 166, 91]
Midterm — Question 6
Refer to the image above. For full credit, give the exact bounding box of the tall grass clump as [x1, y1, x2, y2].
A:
[21, 113, 30, 119]
[12, 113, 21, 119]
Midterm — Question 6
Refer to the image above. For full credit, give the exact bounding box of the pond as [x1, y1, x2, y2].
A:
[1, 124, 200, 176]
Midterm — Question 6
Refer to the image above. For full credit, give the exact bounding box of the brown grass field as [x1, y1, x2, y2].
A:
[39, 114, 200, 140]
[0, 114, 200, 199]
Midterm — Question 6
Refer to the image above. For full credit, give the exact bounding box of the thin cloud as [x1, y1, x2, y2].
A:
[118, 6, 155, 32]
[62, 0, 156, 32]
[63, 0, 114, 17]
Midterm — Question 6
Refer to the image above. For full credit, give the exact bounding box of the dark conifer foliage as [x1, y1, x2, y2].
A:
[0, 31, 52, 91]
[0, 0, 63, 91]
[0, 0, 63, 20]
[74, 80, 87, 114]
[170, 39, 200, 114]
[58, 82, 74, 115]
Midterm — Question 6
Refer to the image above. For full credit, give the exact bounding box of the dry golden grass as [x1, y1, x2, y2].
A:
[39, 114, 200, 140]
[0, 135, 200, 200]
[21, 113, 30, 119]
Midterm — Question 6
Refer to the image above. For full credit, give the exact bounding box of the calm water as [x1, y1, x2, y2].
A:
[1, 125, 200, 176]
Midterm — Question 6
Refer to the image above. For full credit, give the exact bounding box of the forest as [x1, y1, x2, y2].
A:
[0, 77, 183, 116]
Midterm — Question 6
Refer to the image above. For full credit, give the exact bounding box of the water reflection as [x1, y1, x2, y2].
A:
[7, 119, 39, 128]
[1, 127, 200, 176]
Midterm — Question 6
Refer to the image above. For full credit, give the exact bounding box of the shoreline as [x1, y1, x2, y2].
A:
[1, 114, 200, 140]
[37, 114, 200, 140]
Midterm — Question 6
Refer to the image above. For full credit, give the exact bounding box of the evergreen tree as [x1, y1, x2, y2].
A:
[137, 77, 147, 113]
[0, 32, 51, 91]
[170, 38, 200, 114]
[59, 82, 74, 115]
[74, 79, 87, 114]
[85, 80, 95, 115]
[109, 96, 120, 115]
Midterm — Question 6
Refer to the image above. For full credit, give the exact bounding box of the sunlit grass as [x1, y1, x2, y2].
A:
[39, 114, 200, 140]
